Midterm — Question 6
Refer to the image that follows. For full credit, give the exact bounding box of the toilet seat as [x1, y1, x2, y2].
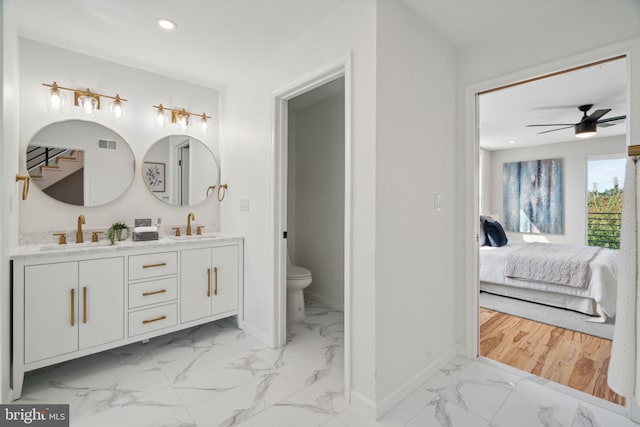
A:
[287, 265, 311, 280]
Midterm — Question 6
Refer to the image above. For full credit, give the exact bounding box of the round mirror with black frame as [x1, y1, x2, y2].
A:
[142, 135, 220, 206]
[26, 120, 135, 207]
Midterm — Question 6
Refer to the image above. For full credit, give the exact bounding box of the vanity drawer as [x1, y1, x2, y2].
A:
[129, 277, 177, 309]
[129, 251, 177, 281]
[128, 303, 177, 337]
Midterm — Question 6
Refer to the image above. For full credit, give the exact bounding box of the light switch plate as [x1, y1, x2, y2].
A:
[434, 194, 442, 212]
[240, 197, 250, 211]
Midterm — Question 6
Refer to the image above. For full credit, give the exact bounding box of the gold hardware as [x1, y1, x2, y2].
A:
[83, 287, 87, 324]
[217, 184, 228, 201]
[142, 289, 167, 297]
[53, 233, 67, 245]
[142, 315, 166, 325]
[206, 185, 216, 198]
[70, 289, 75, 326]
[214, 267, 218, 296]
[207, 268, 211, 297]
[42, 82, 127, 109]
[91, 231, 103, 242]
[186, 212, 195, 236]
[172, 227, 181, 237]
[16, 175, 30, 200]
[196, 225, 204, 235]
[152, 105, 211, 122]
[629, 145, 640, 157]
[142, 262, 167, 269]
[77, 214, 85, 243]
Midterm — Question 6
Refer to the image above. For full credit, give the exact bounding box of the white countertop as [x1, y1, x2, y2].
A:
[11, 233, 244, 259]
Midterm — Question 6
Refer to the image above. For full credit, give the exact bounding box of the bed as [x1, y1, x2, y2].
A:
[479, 242, 619, 318]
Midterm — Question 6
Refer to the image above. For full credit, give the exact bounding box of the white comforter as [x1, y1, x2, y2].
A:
[479, 242, 619, 316]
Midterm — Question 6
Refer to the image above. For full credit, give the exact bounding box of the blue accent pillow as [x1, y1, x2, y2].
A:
[484, 219, 508, 247]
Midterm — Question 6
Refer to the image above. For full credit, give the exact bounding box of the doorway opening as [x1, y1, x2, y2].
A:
[273, 60, 352, 399]
[476, 55, 627, 405]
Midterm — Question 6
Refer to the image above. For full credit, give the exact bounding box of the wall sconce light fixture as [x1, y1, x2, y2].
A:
[153, 104, 211, 132]
[43, 81, 127, 119]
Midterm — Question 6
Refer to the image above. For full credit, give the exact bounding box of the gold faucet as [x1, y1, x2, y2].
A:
[77, 214, 85, 243]
[186, 212, 195, 236]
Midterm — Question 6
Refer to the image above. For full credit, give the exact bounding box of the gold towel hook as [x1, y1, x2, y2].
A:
[217, 184, 228, 202]
[206, 185, 216, 198]
[16, 175, 30, 200]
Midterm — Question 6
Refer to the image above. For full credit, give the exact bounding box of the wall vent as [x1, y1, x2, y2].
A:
[98, 139, 117, 150]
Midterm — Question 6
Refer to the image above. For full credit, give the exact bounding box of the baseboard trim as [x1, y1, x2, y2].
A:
[304, 290, 344, 311]
[376, 346, 458, 418]
[242, 321, 275, 348]
[350, 390, 376, 417]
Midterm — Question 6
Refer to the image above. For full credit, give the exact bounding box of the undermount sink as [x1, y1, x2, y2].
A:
[39, 241, 112, 252]
[165, 233, 221, 241]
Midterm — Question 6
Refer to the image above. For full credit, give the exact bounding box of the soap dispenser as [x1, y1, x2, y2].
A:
[156, 217, 163, 237]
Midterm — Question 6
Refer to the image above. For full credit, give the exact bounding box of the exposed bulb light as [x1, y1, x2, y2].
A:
[200, 113, 208, 132]
[78, 90, 98, 116]
[177, 109, 190, 130]
[157, 18, 177, 30]
[156, 104, 167, 126]
[48, 82, 64, 111]
[110, 94, 125, 120]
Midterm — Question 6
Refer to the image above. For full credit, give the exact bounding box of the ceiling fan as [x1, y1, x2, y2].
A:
[526, 104, 626, 138]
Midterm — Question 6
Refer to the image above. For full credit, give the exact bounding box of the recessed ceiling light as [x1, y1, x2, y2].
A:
[157, 18, 177, 31]
[508, 140, 515, 144]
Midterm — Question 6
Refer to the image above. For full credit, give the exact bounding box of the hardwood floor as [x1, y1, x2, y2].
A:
[480, 307, 625, 406]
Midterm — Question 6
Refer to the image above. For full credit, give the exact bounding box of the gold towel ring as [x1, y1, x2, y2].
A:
[16, 175, 30, 200]
[217, 184, 228, 201]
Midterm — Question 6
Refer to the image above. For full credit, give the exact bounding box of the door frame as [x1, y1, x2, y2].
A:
[272, 55, 352, 399]
[464, 41, 638, 418]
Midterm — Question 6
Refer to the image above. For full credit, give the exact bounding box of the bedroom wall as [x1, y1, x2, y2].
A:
[486, 135, 626, 245]
[479, 148, 492, 214]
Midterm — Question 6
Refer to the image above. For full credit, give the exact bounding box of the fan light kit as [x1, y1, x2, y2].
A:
[43, 81, 127, 119]
[527, 104, 626, 139]
[153, 104, 211, 132]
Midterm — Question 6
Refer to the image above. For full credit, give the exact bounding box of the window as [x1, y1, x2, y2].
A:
[586, 156, 625, 248]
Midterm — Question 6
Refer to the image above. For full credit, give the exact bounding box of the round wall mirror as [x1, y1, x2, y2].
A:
[142, 135, 220, 206]
[27, 120, 135, 207]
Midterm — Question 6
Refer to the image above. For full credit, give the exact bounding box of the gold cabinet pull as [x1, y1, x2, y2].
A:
[142, 315, 166, 325]
[142, 289, 167, 297]
[83, 287, 87, 324]
[70, 289, 75, 326]
[214, 267, 218, 296]
[207, 268, 211, 297]
[143, 262, 167, 269]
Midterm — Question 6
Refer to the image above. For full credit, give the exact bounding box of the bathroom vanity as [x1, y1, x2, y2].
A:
[10, 234, 243, 400]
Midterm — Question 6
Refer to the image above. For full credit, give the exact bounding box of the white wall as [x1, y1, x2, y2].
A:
[19, 39, 221, 233]
[289, 92, 345, 311]
[375, 0, 456, 410]
[220, 0, 378, 406]
[455, 2, 640, 348]
[485, 135, 626, 245]
[1, 0, 20, 404]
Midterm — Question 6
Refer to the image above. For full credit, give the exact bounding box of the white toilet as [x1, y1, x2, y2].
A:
[287, 252, 312, 320]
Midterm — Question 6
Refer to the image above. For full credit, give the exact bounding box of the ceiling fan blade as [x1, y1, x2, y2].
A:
[536, 126, 574, 135]
[598, 123, 616, 128]
[597, 115, 626, 123]
[526, 123, 575, 127]
[587, 109, 611, 121]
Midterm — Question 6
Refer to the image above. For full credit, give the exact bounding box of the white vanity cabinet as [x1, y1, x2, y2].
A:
[11, 235, 244, 400]
[180, 244, 239, 323]
[24, 257, 125, 364]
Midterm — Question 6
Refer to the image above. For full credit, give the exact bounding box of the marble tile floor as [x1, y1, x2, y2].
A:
[17, 301, 637, 426]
